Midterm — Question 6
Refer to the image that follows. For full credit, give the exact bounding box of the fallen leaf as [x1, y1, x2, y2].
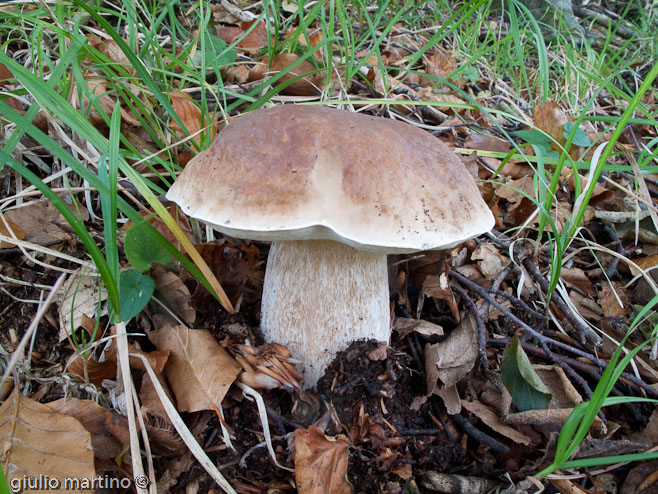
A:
[533, 101, 570, 152]
[169, 91, 217, 147]
[462, 400, 532, 445]
[266, 53, 323, 96]
[56, 268, 107, 342]
[0, 214, 24, 248]
[501, 336, 551, 412]
[425, 314, 478, 412]
[0, 389, 95, 490]
[46, 397, 124, 460]
[152, 266, 196, 325]
[86, 35, 135, 75]
[149, 324, 241, 413]
[217, 20, 270, 53]
[465, 132, 510, 154]
[5, 200, 81, 246]
[561, 268, 594, 295]
[392, 317, 443, 338]
[471, 242, 510, 280]
[294, 426, 353, 494]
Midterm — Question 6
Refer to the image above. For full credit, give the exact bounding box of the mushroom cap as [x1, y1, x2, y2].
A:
[166, 105, 494, 253]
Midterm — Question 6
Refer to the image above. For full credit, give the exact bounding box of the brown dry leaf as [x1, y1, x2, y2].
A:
[425, 314, 478, 412]
[567, 172, 613, 205]
[5, 200, 80, 247]
[0, 214, 24, 248]
[630, 254, 658, 276]
[621, 460, 658, 494]
[266, 53, 323, 96]
[533, 101, 570, 152]
[505, 408, 604, 433]
[152, 266, 196, 325]
[421, 273, 458, 319]
[465, 132, 510, 154]
[412, 87, 468, 113]
[599, 281, 629, 318]
[471, 242, 510, 280]
[462, 400, 531, 445]
[224, 65, 250, 84]
[46, 397, 125, 461]
[570, 290, 603, 321]
[285, 28, 324, 61]
[561, 267, 594, 295]
[0, 389, 95, 490]
[46, 398, 107, 434]
[294, 426, 353, 494]
[67, 353, 117, 386]
[77, 78, 141, 128]
[549, 478, 591, 494]
[56, 268, 107, 341]
[0, 62, 13, 82]
[217, 20, 270, 53]
[169, 91, 216, 147]
[193, 241, 264, 306]
[149, 324, 241, 413]
[392, 317, 443, 338]
[86, 35, 134, 75]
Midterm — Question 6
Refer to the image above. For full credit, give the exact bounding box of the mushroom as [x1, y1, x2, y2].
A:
[166, 105, 494, 387]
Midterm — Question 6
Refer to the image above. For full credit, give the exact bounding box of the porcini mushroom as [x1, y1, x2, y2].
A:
[166, 105, 494, 387]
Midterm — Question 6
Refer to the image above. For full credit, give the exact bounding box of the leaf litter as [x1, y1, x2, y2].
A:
[1, 1, 658, 493]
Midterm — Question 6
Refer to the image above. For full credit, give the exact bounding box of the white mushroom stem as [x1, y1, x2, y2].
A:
[260, 240, 390, 387]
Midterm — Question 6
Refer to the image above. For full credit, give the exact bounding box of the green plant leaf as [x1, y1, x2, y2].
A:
[515, 129, 551, 146]
[501, 336, 552, 411]
[124, 220, 173, 271]
[203, 33, 237, 67]
[119, 269, 155, 322]
[563, 123, 591, 147]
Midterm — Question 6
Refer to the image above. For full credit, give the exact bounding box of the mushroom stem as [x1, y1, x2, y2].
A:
[261, 240, 390, 387]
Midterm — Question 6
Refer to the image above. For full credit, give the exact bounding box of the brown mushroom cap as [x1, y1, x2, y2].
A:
[166, 105, 494, 253]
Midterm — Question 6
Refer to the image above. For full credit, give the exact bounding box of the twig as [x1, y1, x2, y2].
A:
[451, 409, 510, 454]
[448, 270, 658, 397]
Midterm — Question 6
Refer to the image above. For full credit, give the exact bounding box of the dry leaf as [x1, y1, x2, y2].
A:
[465, 132, 510, 154]
[392, 317, 443, 338]
[67, 353, 117, 386]
[77, 77, 141, 128]
[462, 400, 532, 445]
[0, 214, 24, 248]
[570, 290, 603, 320]
[533, 101, 570, 152]
[0, 390, 95, 490]
[169, 91, 216, 147]
[599, 282, 629, 318]
[266, 53, 323, 96]
[56, 268, 107, 341]
[561, 268, 594, 295]
[5, 200, 80, 246]
[217, 20, 270, 53]
[152, 266, 196, 325]
[425, 314, 478, 412]
[149, 324, 241, 413]
[471, 242, 510, 280]
[46, 397, 125, 460]
[295, 426, 353, 494]
[122, 201, 196, 246]
[86, 35, 135, 75]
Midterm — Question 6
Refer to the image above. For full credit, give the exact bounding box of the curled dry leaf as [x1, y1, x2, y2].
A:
[86, 35, 135, 75]
[76, 77, 141, 128]
[56, 268, 107, 342]
[149, 324, 241, 413]
[392, 317, 444, 338]
[599, 282, 629, 318]
[425, 314, 478, 413]
[471, 242, 510, 280]
[0, 390, 96, 490]
[294, 426, 353, 494]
